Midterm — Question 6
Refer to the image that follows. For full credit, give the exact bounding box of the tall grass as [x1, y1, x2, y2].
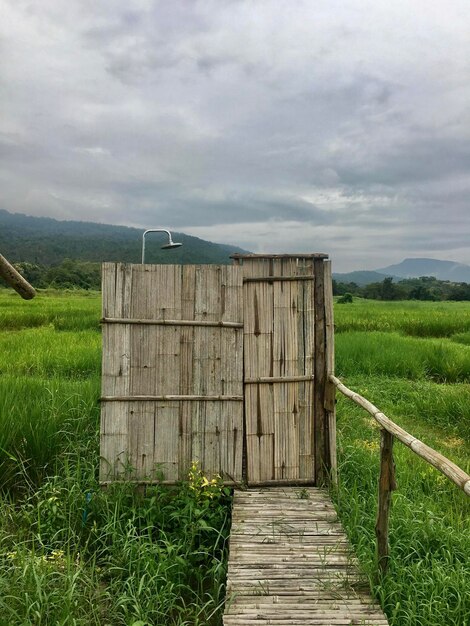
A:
[1, 291, 469, 625]
[335, 298, 470, 337]
[333, 387, 469, 626]
[0, 290, 100, 331]
[336, 331, 470, 383]
[0, 290, 231, 624]
[333, 299, 470, 626]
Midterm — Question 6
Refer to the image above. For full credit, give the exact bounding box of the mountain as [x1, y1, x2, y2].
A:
[0, 209, 247, 265]
[332, 270, 397, 286]
[375, 258, 470, 283]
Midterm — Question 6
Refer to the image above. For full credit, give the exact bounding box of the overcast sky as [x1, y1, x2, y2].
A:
[1, 1, 469, 270]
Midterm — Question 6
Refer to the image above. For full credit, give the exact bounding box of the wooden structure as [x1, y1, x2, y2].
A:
[224, 487, 389, 626]
[99, 252, 470, 622]
[99, 254, 336, 486]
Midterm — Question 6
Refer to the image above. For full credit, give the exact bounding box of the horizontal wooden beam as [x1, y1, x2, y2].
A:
[101, 394, 244, 402]
[243, 275, 315, 283]
[330, 374, 470, 497]
[244, 375, 314, 384]
[247, 479, 315, 487]
[101, 317, 243, 328]
[231, 253, 329, 259]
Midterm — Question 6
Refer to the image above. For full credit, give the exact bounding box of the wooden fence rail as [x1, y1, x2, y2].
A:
[329, 374, 470, 573]
[0, 253, 36, 300]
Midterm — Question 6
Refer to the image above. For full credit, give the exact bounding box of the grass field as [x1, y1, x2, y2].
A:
[334, 299, 470, 626]
[0, 290, 469, 625]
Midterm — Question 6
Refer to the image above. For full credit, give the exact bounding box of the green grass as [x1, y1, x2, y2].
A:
[0, 291, 231, 625]
[0, 291, 469, 625]
[336, 331, 470, 383]
[333, 298, 470, 626]
[335, 298, 470, 337]
[0, 289, 100, 331]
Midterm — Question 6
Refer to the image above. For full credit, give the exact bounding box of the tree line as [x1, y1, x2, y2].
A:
[2, 261, 470, 300]
[334, 275, 470, 302]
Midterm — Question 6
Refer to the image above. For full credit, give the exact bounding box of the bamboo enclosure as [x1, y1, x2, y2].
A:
[100, 255, 336, 486]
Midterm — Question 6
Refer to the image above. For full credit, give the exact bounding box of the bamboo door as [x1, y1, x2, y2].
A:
[235, 254, 330, 485]
[100, 263, 244, 484]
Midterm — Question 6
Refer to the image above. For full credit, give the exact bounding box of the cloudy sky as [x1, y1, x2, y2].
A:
[1, 1, 469, 270]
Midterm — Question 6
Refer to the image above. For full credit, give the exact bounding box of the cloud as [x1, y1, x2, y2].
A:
[1, 0, 469, 270]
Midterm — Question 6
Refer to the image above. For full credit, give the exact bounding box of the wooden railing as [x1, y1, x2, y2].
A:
[329, 374, 470, 573]
[0, 253, 36, 299]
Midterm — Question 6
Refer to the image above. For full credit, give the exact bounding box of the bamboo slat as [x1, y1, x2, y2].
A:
[242, 256, 316, 484]
[100, 263, 244, 484]
[330, 375, 470, 496]
[313, 258, 328, 484]
[323, 259, 337, 484]
[101, 317, 243, 327]
[101, 395, 244, 402]
[224, 488, 389, 625]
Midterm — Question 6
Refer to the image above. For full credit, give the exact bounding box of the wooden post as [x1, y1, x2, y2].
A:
[375, 429, 397, 574]
[0, 253, 36, 299]
[323, 260, 337, 485]
[314, 258, 329, 485]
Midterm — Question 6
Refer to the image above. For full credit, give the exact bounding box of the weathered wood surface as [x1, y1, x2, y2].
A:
[330, 375, 470, 496]
[224, 487, 389, 625]
[0, 253, 36, 299]
[323, 260, 337, 485]
[242, 257, 316, 483]
[376, 430, 397, 573]
[100, 263, 244, 483]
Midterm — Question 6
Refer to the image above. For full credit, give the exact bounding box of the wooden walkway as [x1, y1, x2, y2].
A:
[224, 487, 389, 626]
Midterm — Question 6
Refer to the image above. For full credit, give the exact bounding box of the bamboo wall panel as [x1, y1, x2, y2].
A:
[100, 263, 244, 484]
[242, 256, 317, 483]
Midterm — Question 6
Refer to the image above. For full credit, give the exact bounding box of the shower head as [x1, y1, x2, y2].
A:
[142, 229, 183, 263]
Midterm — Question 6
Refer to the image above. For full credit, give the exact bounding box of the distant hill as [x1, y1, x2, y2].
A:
[332, 270, 396, 286]
[376, 258, 470, 283]
[0, 209, 247, 265]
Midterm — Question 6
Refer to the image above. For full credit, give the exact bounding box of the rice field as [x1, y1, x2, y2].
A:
[334, 298, 470, 626]
[0, 290, 469, 625]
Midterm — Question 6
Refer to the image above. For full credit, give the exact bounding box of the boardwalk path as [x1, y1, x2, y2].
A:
[224, 487, 389, 625]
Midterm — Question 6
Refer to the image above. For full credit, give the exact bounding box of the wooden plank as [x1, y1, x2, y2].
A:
[224, 488, 389, 625]
[313, 259, 328, 485]
[323, 259, 337, 484]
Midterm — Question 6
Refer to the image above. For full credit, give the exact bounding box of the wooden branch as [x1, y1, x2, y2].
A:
[243, 275, 315, 283]
[244, 375, 314, 384]
[101, 317, 243, 328]
[0, 253, 36, 300]
[101, 394, 244, 402]
[230, 253, 329, 260]
[376, 430, 397, 573]
[330, 374, 470, 496]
